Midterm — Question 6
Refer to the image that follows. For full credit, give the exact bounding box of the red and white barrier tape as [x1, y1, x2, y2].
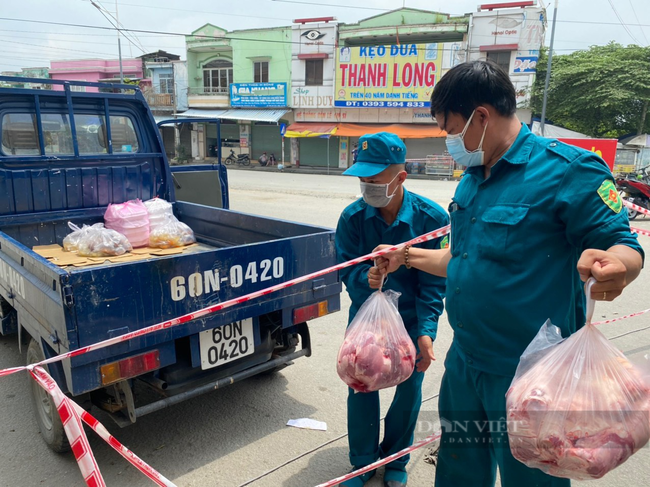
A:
[313, 432, 441, 487]
[0, 224, 451, 379]
[30, 366, 107, 487]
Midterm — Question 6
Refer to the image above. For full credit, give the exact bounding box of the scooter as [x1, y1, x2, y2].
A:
[225, 149, 251, 166]
[616, 166, 650, 220]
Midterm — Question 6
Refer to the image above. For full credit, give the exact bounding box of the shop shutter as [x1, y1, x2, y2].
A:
[298, 137, 338, 168]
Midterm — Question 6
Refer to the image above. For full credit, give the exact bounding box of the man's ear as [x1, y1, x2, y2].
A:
[475, 106, 490, 127]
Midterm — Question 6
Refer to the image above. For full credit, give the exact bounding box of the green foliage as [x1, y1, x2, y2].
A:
[531, 43, 650, 138]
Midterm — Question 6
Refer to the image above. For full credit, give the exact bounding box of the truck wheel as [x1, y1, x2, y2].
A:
[26, 339, 70, 453]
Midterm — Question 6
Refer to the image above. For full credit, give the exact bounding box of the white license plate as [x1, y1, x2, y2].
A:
[199, 319, 255, 370]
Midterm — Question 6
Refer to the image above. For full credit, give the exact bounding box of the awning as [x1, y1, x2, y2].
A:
[334, 123, 446, 139]
[284, 123, 337, 138]
[175, 108, 288, 123]
[220, 109, 288, 123]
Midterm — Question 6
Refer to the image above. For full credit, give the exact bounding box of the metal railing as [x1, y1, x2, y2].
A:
[144, 92, 174, 107]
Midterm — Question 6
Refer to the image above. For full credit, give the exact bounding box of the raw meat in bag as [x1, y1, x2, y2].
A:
[104, 199, 150, 247]
[506, 278, 650, 480]
[337, 289, 416, 393]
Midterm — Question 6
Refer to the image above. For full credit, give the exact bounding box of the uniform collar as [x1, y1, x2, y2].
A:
[499, 123, 534, 165]
[364, 187, 412, 225]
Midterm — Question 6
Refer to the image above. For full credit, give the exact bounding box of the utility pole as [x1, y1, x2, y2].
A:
[116, 0, 124, 83]
[540, 0, 558, 137]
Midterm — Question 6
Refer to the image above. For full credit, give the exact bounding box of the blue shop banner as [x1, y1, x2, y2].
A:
[230, 82, 287, 108]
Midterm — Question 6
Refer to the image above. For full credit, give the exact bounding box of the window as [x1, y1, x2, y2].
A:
[486, 51, 511, 73]
[1, 113, 39, 156]
[202, 59, 233, 94]
[305, 59, 324, 86]
[74, 113, 108, 155]
[70, 85, 86, 92]
[107, 116, 139, 153]
[159, 73, 173, 94]
[254, 61, 269, 83]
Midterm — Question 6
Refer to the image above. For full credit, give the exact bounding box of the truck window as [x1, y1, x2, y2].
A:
[74, 113, 108, 155]
[1, 113, 39, 156]
[108, 115, 139, 153]
[42, 114, 74, 156]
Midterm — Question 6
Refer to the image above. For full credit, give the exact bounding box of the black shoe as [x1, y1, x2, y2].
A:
[384, 481, 406, 487]
[340, 467, 376, 486]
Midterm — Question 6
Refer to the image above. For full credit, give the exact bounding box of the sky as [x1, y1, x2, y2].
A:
[1, 0, 650, 71]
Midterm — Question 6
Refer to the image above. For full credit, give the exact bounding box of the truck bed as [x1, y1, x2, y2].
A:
[0, 201, 340, 395]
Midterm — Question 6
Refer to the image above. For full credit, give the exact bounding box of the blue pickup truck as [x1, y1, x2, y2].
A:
[0, 77, 341, 452]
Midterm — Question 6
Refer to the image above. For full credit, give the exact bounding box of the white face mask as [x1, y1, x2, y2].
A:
[445, 110, 488, 167]
[360, 173, 400, 208]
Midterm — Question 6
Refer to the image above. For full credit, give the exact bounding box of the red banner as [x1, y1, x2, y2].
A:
[558, 138, 618, 171]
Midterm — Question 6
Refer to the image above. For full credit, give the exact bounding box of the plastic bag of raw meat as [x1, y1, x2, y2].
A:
[104, 199, 150, 248]
[336, 289, 416, 393]
[76, 223, 133, 257]
[506, 278, 650, 480]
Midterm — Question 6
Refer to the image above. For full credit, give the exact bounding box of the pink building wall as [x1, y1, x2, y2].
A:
[49, 59, 143, 92]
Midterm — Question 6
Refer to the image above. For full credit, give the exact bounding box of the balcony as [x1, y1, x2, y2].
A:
[145, 92, 174, 108]
[188, 86, 230, 108]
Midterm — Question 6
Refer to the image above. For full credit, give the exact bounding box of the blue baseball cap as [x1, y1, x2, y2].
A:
[343, 132, 406, 177]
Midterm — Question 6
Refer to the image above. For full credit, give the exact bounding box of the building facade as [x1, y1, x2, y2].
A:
[183, 24, 292, 162]
[467, 1, 546, 124]
[287, 8, 469, 168]
[49, 59, 143, 92]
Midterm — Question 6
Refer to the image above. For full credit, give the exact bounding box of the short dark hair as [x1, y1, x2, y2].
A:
[430, 60, 517, 122]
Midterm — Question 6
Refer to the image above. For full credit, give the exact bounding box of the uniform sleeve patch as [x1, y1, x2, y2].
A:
[597, 180, 622, 213]
[440, 235, 449, 249]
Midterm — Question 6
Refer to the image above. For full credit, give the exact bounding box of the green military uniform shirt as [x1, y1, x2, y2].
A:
[446, 124, 644, 376]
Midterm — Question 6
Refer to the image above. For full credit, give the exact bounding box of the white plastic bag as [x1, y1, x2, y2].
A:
[63, 222, 103, 252]
[75, 223, 133, 257]
[337, 289, 416, 393]
[144, 197, 174, 233]
[148, 215, 196, 249]
[506, 278, 650, 480]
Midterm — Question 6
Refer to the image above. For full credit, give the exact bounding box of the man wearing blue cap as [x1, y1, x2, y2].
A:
[335, 132, 449, 487]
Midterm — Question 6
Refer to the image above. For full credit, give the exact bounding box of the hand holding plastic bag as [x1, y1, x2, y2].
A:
[337, 287, 416, 393]
[506, 278, 650, 480]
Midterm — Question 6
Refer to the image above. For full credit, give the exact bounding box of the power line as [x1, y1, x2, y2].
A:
[606, 0, 641, 45]
[101, 0, 290, 21]
[88, 1, 145, 54]
[1, 39, 119, 58]
[628, 0, 649, 45]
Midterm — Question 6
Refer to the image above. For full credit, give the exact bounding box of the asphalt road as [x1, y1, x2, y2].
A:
[1, 170, 650, 486]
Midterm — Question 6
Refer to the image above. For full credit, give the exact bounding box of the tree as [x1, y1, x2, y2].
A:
[531, 43, 650, 138]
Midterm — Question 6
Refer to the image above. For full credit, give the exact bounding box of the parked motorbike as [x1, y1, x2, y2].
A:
[616, 166, 650, 220]
[225, 149, 250, 166]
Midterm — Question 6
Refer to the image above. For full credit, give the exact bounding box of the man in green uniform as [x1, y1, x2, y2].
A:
[375, 61, 644, 487]
[336, 132, 448, 487]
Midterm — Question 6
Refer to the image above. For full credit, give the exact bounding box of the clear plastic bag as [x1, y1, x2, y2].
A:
[337, 289, 416, 393]
[148, 215, 196, 249]
[144, 197, 174, 233]
[506, 278, 650, 480]
[63, 222, 104, 252]
[104, 199, 150, 248]
[75, 223, 133, 257]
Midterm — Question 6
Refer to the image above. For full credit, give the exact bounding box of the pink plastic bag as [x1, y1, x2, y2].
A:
[337, 289, 416, 393]
[506, 278, 650, 480]
[104, 199, 150, 248]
